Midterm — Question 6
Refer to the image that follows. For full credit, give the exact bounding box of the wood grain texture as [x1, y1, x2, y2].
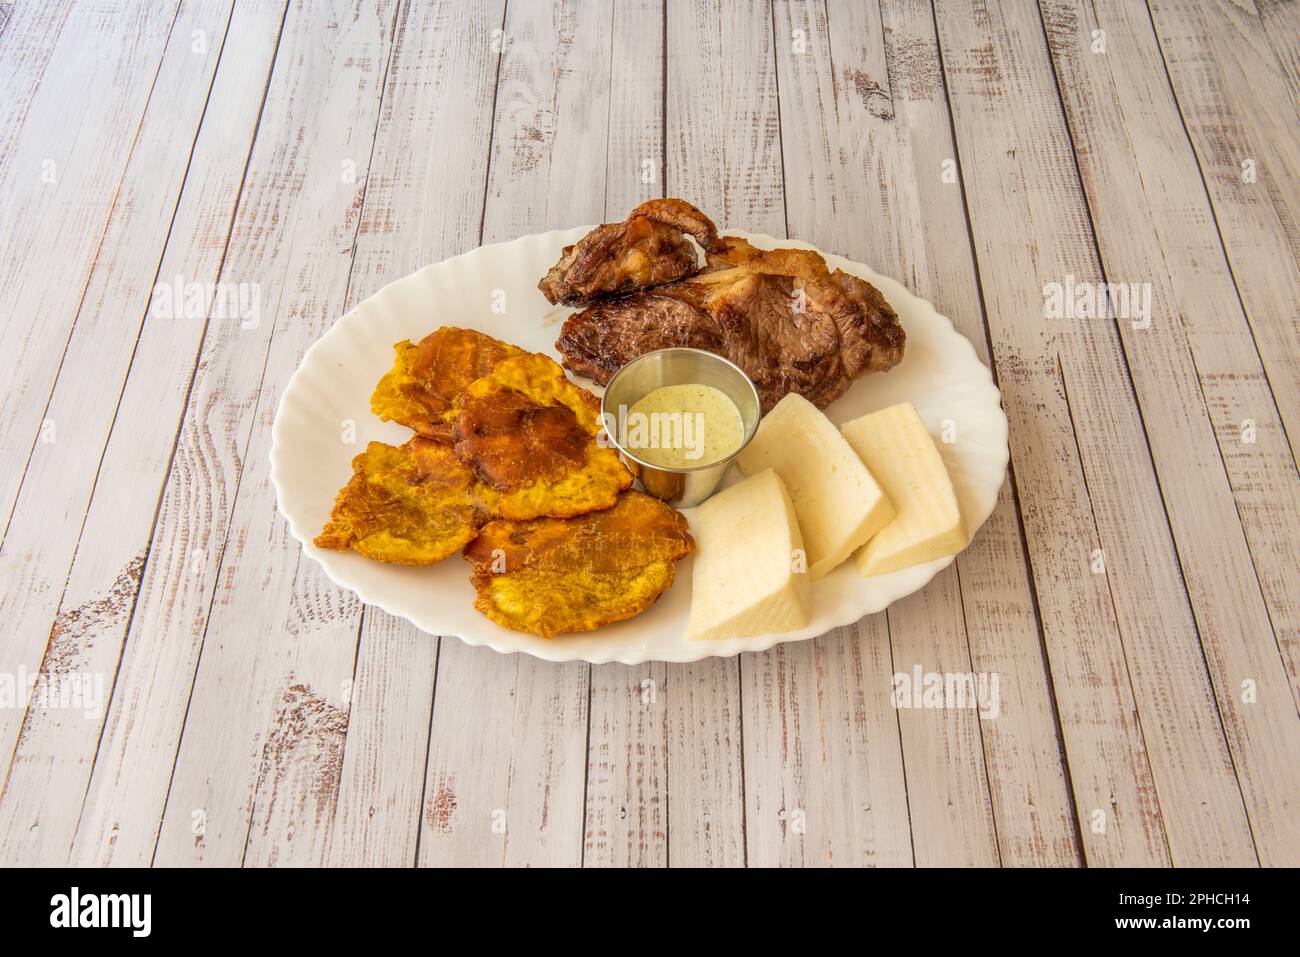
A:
[670, 0, 915, 867]
[0, 0, 271, 867]
[1145, 0, 1300, 706]
[1042, 0, 1300, 865]
[153, 0, 406, 868]
[0, 0, 1295, 869]
[1146, 0, 1299, 455]
[775, 0, 1080, 867]
[0, 0, 73, 180]
[658, 0, 770, 869]
[66, 0, 397, 866]
[654, 1, 753, 869]
[325, 0, 506, 868]
[0, 0, 180, 535]
[773, 0, 982, 867]
[581, 0, 670, 869]
[327, 610, 434, 866]
[934, 0, 1259, 866]
[415, 0, 612, 868]
[1256, 0, 1300, 107]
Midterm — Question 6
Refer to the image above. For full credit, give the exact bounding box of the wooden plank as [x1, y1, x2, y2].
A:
[1147, 0, 1299, 454]
[0, 0, 180, 533]
[0, 0, 267, 866]
[199, 0, 509, 870]
[1256, 0, 1300, 107]
[585, 657, 670, 867]
[774, 0, 997, 868]
[667, 0, 913, 867]
[1043, 0, 1300, 865]
[323, 0, 506, 869]
[0, 0, 73, 179]
[1146, 0, 1300, 700]
[660, 659, 746, 866]
[317, 0, 507, 868]
[581, 0, 670, 869]
[776, 0, 1079, 866]
[4, 0, 1286, 871]
[415, 0, 613, 868]
[933, 0, 1261, 866]
[656, 0, 772, 869]
[326, 611, 433, 866]
[65, 0, 397, 867]
[149, 0, 408, 867]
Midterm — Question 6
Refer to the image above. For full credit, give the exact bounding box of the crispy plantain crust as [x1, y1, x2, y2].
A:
[315, 438, 500, 565]
[452, 352, 632, 520]
[371, 327, 524, 442]
[462, 491, 694, 637]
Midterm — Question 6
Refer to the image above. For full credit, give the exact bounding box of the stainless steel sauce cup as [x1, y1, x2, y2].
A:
[599, 348, 762, 508]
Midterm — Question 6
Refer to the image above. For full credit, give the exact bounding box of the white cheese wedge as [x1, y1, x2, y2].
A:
[736, 393, 894, 578]
[686, 468, 811, 641]
[841, 402, 968, 576]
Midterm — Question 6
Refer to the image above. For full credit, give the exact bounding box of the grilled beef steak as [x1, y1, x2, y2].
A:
[556, 237, 905, 412]
[538, 198, 720, 306]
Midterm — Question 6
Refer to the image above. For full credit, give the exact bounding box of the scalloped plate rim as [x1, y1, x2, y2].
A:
[270, 227, 1009, 665]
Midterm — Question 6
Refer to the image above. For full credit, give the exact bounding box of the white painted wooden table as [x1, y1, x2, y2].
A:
[1, 0, 1297, 867]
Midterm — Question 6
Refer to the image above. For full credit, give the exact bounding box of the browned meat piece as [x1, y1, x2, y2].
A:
[556, 237, 904, 412]
[538, 198, 720, 306]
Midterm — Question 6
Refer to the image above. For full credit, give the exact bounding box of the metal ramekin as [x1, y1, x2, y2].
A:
[599, 348, 762, 508]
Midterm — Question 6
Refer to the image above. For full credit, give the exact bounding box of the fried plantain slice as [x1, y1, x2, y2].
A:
[462, 491, 694, 637]
[315, 438, 500, 565]
[371, 327, 524, 442]
[452, 352, 633, 520]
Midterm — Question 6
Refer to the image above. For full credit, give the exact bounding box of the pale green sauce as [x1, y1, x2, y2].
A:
[626, 383, 744, 469]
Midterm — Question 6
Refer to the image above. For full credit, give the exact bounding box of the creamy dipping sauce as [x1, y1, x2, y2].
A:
[625, 383, 745, 469]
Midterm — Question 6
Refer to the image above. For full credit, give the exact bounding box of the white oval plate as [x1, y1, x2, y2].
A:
[271, 228, 1008, 664]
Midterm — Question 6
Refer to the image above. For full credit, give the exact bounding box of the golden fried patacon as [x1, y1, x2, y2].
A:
[315, 438, 500, 565]
[462, 491, 694, 637]
[453, 352, 633, 520]
[371, 327, 524, 441]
